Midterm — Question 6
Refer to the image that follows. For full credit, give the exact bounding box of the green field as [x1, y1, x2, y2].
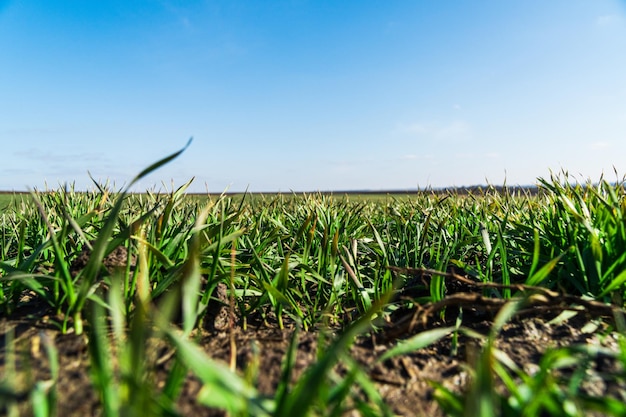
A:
[0, 193, 26, 211]
[1, 147, 626, 416]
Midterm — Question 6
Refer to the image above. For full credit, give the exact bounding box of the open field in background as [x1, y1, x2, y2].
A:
[0, 194, 20, 211]
[1, 184, 541, 207]
[1, 146, 626, 417]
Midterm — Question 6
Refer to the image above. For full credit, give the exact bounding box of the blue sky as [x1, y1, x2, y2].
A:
[1, 1, 625, 192]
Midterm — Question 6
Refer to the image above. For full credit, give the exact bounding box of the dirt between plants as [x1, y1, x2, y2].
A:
[1, 295, 625, 417]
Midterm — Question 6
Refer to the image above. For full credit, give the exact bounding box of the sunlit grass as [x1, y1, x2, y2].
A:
[1, 145, 626, 416]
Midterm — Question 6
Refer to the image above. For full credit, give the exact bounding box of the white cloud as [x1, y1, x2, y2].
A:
[396, 120, 472, 141]
[452, 151, 500, 160]
[398, 123, 428, 135]
[595, 14, 624, 27]
[400, 153, 434, 160]
[14, 148, 104, 163]
[589, 141, 610, 150]
[437, 121, 471, 139]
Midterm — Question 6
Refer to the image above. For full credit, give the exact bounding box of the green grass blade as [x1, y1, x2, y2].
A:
[132, 138, 192, 188]
[525, 251, 566, 287]
[277, 292, 391, 417]
[598, 267, 626, 298]
[378, 327, 456, 363]
[86, 301, 119, 417]
[163, 326, 266, 415]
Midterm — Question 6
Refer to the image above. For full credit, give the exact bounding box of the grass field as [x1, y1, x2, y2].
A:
[0, 193, 27, 212]
[1, 145, 626, 416]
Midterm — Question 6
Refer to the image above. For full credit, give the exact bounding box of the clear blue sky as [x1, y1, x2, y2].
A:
[2, 1, 625, 192]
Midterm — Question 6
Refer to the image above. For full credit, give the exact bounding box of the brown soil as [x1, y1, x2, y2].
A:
[1, 290, 624, 417]
[1, 259, 624, 416]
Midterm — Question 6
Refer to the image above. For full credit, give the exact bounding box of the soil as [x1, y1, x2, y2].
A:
[1, 260, 625, 416]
